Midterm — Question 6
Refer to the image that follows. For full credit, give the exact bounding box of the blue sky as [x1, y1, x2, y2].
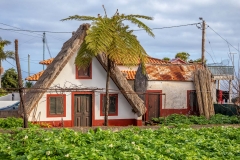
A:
[1, 0, 240, 80]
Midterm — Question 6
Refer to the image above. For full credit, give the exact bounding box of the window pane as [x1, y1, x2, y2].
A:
[56, 97, 63, 114]
[50, 97, 56, 114]
[49, 97, 63, 115]
[109, 96, 116, 113]
[102, 95, 117, 114]
[78, 67, 90, 77]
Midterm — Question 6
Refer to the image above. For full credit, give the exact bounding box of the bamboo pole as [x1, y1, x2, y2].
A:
[199, 69, 210, 119]
[206, 70, 215, 116]
[194, 69, 204, 115]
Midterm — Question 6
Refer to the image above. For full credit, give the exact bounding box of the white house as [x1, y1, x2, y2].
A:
[24, 24, 145, 127]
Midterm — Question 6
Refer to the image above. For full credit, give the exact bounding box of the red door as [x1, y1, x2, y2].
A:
[146, 92, 161, 121]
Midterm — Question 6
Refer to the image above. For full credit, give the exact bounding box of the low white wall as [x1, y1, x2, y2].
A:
[0, 93, 20, 101]
[0, 101, 19, 109]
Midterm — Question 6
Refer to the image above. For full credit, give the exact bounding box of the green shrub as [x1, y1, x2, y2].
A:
[0, 117, 39, 129]
[0, 88, 7, 97]
[152, 114, 240, 125]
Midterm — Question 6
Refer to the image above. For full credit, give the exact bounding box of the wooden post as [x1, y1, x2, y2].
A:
[15, 39, 28, 128]
[201, 20, 205, 65]
[199, 69, 210, 119]
[194, 70, 204, 115]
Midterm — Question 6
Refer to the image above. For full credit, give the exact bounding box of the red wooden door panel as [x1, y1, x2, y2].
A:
[148, 93, 160, 120]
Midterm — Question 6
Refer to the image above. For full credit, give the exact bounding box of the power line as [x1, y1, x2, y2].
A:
[0, 22, 201, 33]
[5, 59, 36, 75]
[0, 22, 45, 37]
[208, 25, 239, 52]
[133, 22, 201, 31]
[0, 27, 72, 33]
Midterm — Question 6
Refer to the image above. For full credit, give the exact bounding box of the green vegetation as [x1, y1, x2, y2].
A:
[0, 88, 7, 97]
[0, 117, 38, 129]
[0, 37, 15, 88]
[1, 68, 18, 91]
[0, 127, 240, 159]
[163, 57, 170, 61]
[175, 52, 190, 61]
[152, 114, 240, 125]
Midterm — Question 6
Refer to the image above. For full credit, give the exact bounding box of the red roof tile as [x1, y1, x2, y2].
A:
[121, 70, 136, 80]
[39, 58, 54, 65]
[25, 71, 44, 81]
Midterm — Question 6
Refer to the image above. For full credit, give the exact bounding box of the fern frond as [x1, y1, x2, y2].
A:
[61, 15, 98, 21]
[75, 40, 95, 68]
[121, 15, 154, 37]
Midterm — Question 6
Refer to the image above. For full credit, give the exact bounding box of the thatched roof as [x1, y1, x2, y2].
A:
[25, 24, 146, 117]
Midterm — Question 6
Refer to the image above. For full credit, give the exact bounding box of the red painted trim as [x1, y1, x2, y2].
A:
[93, 119, 137, 126]
[145, 90, 162, 121]
[71, 92, 95, 127]
[75, 63, 92, 79]
[35, 120, 72, 127]
[135, 119, 142, 126]
[46, 94, 66, 118]
[100, 94, 118, 116]
[160, 109, 190, 117]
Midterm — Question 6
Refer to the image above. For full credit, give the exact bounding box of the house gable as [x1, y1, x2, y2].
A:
[25, 24, 146, 118]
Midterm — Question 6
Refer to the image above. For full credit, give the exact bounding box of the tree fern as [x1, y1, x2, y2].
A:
[62, 7, 154, 126]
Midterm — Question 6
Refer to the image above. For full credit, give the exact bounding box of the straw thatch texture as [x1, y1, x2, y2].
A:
[96, 54, 146, 116]
[25, 24, 90, 114]
[193, 68, 215, 119]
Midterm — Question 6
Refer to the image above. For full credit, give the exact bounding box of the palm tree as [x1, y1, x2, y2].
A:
[62, 7, 154, 126]
[0, 37, 15, 88]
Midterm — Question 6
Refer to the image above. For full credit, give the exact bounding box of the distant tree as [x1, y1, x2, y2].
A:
[25, 81, 33, 88]
[0, 37, 15, 88]
[163, 57, 170, 61]
[175, 52, 190, 61]
[0, 88, 7, 97]
[192, 58, 207, 63]
[1, 68, 18, 91]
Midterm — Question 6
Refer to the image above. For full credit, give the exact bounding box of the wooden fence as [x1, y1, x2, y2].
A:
[0, 110, 20, 118]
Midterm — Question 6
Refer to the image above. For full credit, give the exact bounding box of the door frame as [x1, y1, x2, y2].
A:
[71, 92, 95, 127]
[145, 90, 162, 121]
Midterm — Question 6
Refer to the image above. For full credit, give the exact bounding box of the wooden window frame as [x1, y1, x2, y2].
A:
[100, 94, 118, 116]
[75, 63, 92, 79]
[46, 94, 66, 117]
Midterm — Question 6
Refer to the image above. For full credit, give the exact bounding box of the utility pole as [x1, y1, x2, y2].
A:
[43, 32, 45, 70]
[229, 53, 236, 103]
[200, 17, 205, 65]
[15, 39, 28, 128]
[28, 54, 30, 77]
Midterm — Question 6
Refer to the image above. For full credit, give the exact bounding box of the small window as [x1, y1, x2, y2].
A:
[47, 94, 66, 117]
[100, 94, 118, 116]
[76, 64, 92, 79]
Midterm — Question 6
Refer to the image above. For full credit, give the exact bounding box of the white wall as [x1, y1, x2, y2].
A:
[29, 54, 137, 121]
[117, 65, 138, 71]
[0, 93, 20, 101]
[147, 81, 195, 109]
[0, 101, 19, 109]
